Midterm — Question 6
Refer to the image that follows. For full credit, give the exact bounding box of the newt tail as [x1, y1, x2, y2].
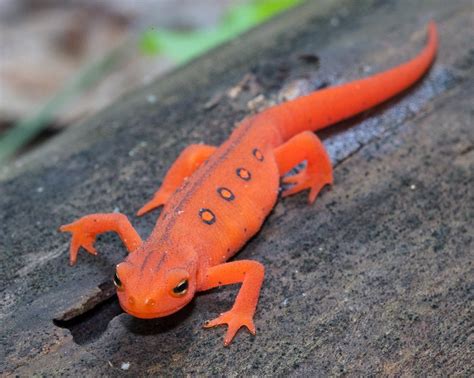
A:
[60, 22, 438, 346]
[263, 21, 438, 141]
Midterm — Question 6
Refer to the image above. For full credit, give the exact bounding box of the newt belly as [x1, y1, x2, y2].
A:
[60, 22, 438, 345]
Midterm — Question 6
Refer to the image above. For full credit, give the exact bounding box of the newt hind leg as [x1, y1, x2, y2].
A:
[137, 144, 216, 215]
[274, 131, 333, 203]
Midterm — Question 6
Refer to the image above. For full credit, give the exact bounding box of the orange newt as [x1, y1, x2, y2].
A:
[60, 22, 438, 345]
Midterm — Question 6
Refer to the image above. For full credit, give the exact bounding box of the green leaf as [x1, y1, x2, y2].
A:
[138, 30, 162, 55]
[137, 0, 302, 62]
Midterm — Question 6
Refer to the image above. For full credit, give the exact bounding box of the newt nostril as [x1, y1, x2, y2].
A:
[145, 298, 155, 306]
[128, 296, 135, 305]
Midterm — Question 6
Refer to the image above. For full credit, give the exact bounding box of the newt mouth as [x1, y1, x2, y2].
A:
[119, 302, 188, 319]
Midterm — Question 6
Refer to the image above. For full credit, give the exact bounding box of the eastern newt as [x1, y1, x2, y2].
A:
[60, 22, 438, 345]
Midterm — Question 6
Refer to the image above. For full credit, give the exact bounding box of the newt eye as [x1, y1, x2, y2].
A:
[172, 279, 188, 297]
[113, 272, 124, 291]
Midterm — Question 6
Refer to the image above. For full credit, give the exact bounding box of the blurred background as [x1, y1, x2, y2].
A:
[0, 0, 302, 165]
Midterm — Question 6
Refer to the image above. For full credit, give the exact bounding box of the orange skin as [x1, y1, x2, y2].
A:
[60, 23, 437, 345]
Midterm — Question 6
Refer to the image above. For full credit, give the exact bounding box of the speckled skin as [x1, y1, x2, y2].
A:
[151, 118, 282, 269]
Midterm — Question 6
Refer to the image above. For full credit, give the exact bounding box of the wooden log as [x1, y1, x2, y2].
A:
[1, 0, 472, 375]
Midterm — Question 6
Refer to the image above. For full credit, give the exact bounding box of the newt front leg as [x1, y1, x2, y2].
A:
[137, 144, 216, 215]
[200, 260, 265, 345]
[60, 213, 142, 265]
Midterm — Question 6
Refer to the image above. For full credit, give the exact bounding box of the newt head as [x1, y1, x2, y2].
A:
[113, 245, 198, 318]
